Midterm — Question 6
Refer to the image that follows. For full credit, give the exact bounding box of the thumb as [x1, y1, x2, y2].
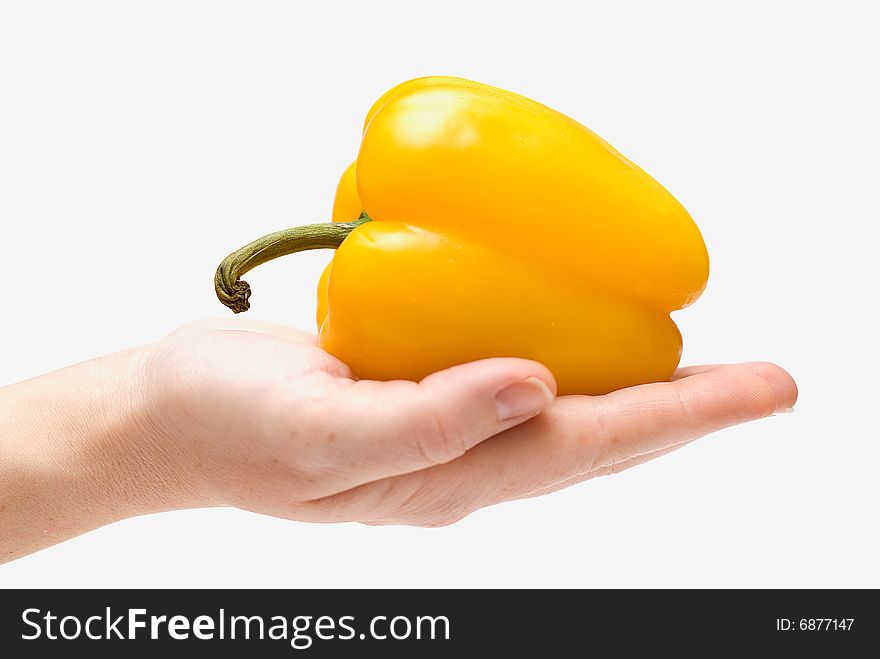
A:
[417, 358, 557, 460]
[321, 358, 556, 488]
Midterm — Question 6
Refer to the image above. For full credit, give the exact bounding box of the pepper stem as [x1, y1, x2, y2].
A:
[214, 213, 370, 313]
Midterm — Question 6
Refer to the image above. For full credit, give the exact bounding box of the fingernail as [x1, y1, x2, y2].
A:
[777, 406, 795, 414]
[494, 377, 554, 421]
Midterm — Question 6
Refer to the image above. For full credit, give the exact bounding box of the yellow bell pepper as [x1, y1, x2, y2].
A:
[215, 76, 709, 395]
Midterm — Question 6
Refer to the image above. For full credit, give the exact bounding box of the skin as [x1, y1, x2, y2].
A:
[0, 317, 797, 564]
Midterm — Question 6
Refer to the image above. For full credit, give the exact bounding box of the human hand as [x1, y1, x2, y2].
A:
[134, 319, 797, 527]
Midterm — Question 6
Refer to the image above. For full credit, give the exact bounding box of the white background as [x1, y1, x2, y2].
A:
[1, 1, 877, 587]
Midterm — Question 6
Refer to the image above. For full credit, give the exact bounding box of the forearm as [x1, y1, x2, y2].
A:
[0, 348, 186, 563]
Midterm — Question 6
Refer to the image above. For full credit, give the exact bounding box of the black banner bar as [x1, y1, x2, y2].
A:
[1, 589, 876, 656]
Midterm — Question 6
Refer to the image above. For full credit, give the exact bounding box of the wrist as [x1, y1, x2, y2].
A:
[87, 345, 215, 516]
[0, 347, 185, 561]
[15, 347, 204, 520]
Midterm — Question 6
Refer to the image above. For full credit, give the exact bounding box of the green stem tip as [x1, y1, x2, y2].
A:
[214, 214, 370, 313]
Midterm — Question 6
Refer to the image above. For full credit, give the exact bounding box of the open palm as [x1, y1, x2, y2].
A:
[144, 319, 797, 527]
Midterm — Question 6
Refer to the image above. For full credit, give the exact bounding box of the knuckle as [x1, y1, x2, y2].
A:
[413, 494, 473, 528]
[413, 397, 469, 466]
[543, 404, 604, 478]
[386, 474, 473, 527]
